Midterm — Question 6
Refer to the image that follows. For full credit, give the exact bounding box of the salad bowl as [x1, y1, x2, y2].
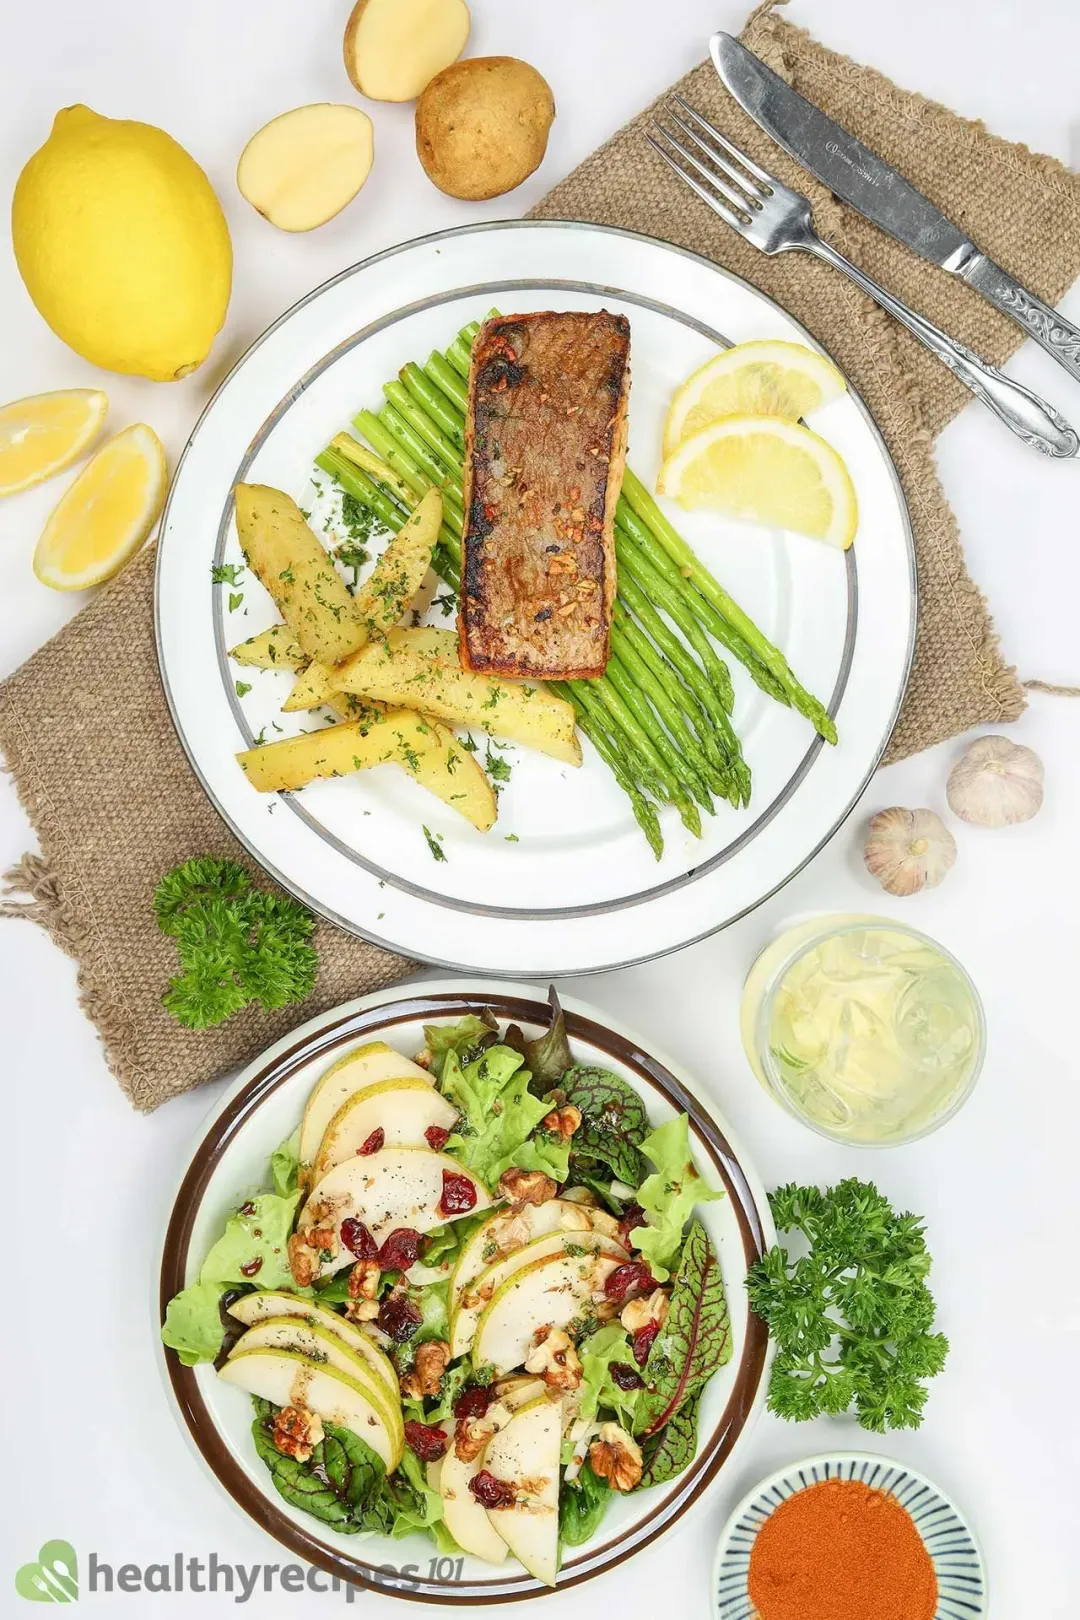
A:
[158, 980, 773, 1602]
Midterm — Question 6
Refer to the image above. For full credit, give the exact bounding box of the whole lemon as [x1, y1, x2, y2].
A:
[12, 105, 232, 381]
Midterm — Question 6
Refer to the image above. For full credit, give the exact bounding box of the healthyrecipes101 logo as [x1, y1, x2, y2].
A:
[15, 1543, 78, 1603]
[15, 1542, 468, 1602]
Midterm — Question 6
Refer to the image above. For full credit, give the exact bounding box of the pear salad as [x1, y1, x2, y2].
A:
[162, 996, 731, 1585]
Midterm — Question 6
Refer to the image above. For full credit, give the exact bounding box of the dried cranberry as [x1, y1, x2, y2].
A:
[438, 1169, 477, 1216]
[425, 1124, 451, 1152]
[378, 1289, 423, 1344]
[617, 1202, 645, 1252]
[239, 1201, 257, 1217]
[469, 1470, 516, 1509]
[358, 1128, 385, 1156]
[340, 1218, 379, 1260]
[610, 1361, 644, 1390]
[633, 1321, 660, 1367]
[404, 1420, 448, 1462]
[604, 1261, 656, 1305]
[239, 1257, 263, 1278]
[378, 1228, 422, 1271]
[453, 1383, 494, 1422]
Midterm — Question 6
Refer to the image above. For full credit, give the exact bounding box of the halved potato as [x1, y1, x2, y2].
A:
[343, 0, 470, 102]
[332, 630, 582, 766]
[237, 104, 374, 233]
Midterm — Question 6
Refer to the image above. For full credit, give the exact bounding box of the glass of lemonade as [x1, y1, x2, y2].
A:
[741, 914, 985, 1146]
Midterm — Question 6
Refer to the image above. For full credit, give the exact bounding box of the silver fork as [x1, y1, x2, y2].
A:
[648, 96, 1079, 459]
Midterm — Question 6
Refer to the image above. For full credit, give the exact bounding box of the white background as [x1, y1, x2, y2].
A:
[2, 0, 1079, 1614]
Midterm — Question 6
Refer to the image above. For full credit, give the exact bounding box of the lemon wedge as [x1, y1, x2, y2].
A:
[663, 340, 846, 454]
[657, 414, 858, 549]
[0, 388, 108, 497]
[33, 423, 167, 590]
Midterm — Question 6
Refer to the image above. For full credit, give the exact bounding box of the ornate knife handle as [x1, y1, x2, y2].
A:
[808, 238, 1079, 459]
[962, 256, 1080, 388]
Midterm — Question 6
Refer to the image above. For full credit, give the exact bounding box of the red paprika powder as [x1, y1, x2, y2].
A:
[747, 1478, 937, 1620]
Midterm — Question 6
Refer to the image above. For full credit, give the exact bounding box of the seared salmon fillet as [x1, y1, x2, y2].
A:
[459, 311, 630, 680]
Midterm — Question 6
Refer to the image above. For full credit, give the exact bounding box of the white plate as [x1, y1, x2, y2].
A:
[155, 221, 915, 974]
[157, 980, 774, 1602]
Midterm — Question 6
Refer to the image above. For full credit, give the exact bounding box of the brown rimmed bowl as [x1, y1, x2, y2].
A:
[157, 979, 773, 1603]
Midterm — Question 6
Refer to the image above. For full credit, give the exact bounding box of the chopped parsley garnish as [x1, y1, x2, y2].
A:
[227, 592, 244, 614]
[432, 591, 458, 618]
[422, 826, 447, 863]
[485, 745, 512, 785]
[234, 680, 252, 698]
[211, 563, 245, 586]
[278, 565, 295, 585]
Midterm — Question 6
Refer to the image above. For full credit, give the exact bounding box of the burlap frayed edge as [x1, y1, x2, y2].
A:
[0, 704, 154, 1111]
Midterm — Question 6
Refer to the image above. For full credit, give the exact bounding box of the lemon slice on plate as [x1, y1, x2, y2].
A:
[33, 423, 167, 590]
[657, 414, 858, 549]
[0, 388, 108, 496]
[663, 340, 846, 454]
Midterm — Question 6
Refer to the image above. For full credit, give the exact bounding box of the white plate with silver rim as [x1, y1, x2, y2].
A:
[155, 221, 915, 975]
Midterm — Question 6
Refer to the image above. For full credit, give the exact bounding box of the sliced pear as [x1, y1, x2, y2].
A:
[228, 1289, 399, 1401]
[228, 1319, 402, 1444]
[473, 1250, 622, 1375]
[220, 1347, 400, 1471]
[437, 1419, 509, 1565]
[300, 1146, 492, 1279]
[450, 1199, 620, 1313]
[313, 1078, 459, 1179]
[299, 1042, 433, 1171]
[484, 1396, 562, 1586]
[450, 1230, 627, 1358]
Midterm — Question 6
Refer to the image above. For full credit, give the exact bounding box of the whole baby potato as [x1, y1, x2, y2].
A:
[415, 57, 555, 201]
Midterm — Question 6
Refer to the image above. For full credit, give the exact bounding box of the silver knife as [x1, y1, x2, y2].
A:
[712, 32, 1080, 387]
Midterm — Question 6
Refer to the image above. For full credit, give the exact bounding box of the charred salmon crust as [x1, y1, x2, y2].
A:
[459, 311, 630, 680]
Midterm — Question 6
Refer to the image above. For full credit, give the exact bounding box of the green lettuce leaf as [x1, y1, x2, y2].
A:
[161, 1280, 227, 1366]
[423, 1014, 497, 1078]
[635, 1219, 731, 1436]
[577, 1322, 642, 1431]
[632, 1116, 723, 1280]
[638, 1392, 701, 1490]
[443, 1048, 570, 1187]
[559, 1461, 611, 1548]
[199, 1190, 301, 1290]
[270, 1127, 301, 1197]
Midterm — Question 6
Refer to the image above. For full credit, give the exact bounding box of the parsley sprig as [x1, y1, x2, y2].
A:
[154, 857, 318, 1029]
[747, 1179, 949, 1432]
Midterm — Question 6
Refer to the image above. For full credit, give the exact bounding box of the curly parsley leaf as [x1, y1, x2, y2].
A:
[746, 1179, 949, 1433]
[154, 857, 318, 1030]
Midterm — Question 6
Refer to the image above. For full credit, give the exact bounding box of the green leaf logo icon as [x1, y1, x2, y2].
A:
[15, 1542, 78, 1603]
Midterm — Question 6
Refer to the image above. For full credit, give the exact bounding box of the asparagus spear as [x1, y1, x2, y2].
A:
[549, 681, 664, 861]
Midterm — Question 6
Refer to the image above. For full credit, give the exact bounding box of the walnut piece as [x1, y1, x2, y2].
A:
[271, 1404, 324, 1463]
[401, 1340, 451, 1399]
[541, 1104, 582, 1141]
[620, 1288, 671, 1335]
[498, 1167, 558, 1207]
[455, 1402, 511, 1463]
[287, 1232, 320, 1289]
[347, 1258, 381, 1302]
[589, 1422, 643, 1492]
[525, 1327, 583, 1393]
[344, 1298, 380, 1323]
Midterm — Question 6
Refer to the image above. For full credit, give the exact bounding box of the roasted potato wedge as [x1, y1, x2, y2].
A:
[237, 706, 497, 830]
[331, 629, 581, 765]
[280, 489, 442, 713]
[234, 484, 366, 665]
[229, 624, 305, 670]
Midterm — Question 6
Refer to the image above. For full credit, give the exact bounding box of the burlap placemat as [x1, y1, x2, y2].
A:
[3, 4, 1079, 1110]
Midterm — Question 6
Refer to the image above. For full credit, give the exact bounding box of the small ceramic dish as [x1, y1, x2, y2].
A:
[712, 1452, 987, 1620]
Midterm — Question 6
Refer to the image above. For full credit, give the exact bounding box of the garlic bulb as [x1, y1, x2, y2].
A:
[864, 807, 956, 896]
[947, 734, 1043, 827]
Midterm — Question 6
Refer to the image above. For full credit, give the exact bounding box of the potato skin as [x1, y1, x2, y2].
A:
[415, 57, 555, 201]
